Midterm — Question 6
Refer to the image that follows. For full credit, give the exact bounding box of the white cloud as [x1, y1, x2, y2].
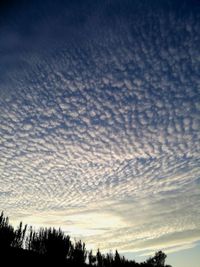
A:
[0, 0, 200, 257]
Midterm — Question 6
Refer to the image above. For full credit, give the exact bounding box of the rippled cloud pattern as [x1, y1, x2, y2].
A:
[0, 0, 200, 255]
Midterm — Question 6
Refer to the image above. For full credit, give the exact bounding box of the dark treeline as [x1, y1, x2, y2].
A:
[0, 212, 172, 267]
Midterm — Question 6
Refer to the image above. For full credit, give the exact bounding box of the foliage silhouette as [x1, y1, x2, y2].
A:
[26, 226, 71, 260]
[70, 240, 87, 264]
[0, 212, 172, 267]
[89, 249, 97, 266]
[0, 212, 27, 250]
[0, 211, 15, 249]
[146, 251, 167, 267]
[13, 221, 27, 249]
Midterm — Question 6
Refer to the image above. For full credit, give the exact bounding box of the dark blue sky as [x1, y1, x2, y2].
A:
[0, 1, 200, 266]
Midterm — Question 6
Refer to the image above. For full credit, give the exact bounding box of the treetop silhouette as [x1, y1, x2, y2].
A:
[0, 212, 172, 267]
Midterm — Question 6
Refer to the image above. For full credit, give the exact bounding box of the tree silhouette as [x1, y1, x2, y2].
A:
[70, 240, 87, 264]
[26, 226, 71, 260]
[0, 212, 15, 249]
[89, 250, 97, 266]
[12, 221, 27, 249]
[114, 250, 121, 266]
[0, 212, 173, 267]
[146, 251, 167, 267]
[97, 248, 103, 267]
[105, 252, 114, 267]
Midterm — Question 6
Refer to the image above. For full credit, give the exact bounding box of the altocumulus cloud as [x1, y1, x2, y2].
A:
[0, 0, 200, 255]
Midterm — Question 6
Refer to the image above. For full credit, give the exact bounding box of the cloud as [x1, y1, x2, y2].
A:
[0, 0, 200, 257]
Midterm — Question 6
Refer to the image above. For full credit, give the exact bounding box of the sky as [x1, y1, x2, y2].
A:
[0, 0, 200, 266]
